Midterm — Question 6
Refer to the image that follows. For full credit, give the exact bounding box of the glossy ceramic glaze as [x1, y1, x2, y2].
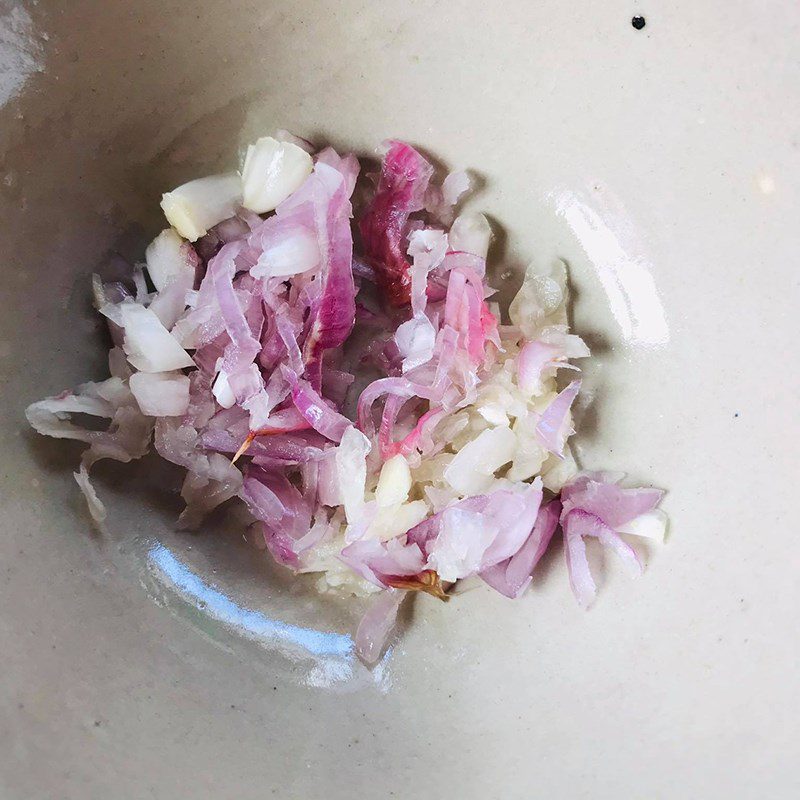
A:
[2, 1, 798, 797]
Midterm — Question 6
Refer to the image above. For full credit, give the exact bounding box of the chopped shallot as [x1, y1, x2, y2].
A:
[26, 134, 666, 666]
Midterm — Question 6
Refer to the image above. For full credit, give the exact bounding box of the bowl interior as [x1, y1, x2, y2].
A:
[2, 1, 798, 797]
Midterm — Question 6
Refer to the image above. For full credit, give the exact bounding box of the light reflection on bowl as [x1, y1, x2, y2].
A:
[146, 541, 391, 690]
[550, 186, 670, 349]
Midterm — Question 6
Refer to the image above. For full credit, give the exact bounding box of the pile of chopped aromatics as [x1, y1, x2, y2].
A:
[27, 134, 666, 665]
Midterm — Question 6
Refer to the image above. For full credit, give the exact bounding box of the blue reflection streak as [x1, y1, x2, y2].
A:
[148, 543, 353, 658]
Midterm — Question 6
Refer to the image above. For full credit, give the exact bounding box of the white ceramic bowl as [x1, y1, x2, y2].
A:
[2, 2, 798, 797]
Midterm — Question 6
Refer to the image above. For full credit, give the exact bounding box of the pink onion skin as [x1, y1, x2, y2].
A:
[561, 473, 664, 529]
[301, 165, 357, 389]
[239, 467, 318, 568]
[405, 483, 543, 576]
[288, 373, 352, 443]
[358, 141, 434, 306]
[563, 509, 599, 608]
[536, 379, 581, 457]
[210, 241, 260, 373]
[354, 589, 406, 665]
[480, 500, 561, 599]
[315, 146, 360, 198]
[339, 538, 426, 589]
[561, 508, 642, 609]
[559, 473, 664, 608]
[200, 428, 326, 462]
[517, 340, 560, 395]
[382, 407, 446, 460]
